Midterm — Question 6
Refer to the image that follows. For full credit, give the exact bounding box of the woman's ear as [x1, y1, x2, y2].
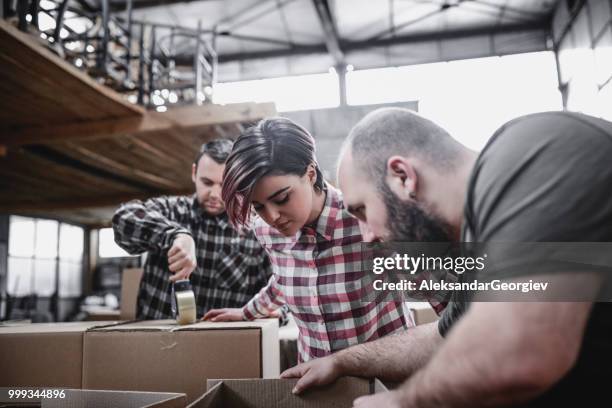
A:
[306, 163, 317, 185]
[385, 156, 418, 201]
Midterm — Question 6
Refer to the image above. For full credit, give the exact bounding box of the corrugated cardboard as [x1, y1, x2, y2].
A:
[41, 389, 186, 408]
[188, 377, 388, 408]
[82, 319, 279, 404]
[120, 268, 144, 320]
[409, 303, 439, 325]
[0, 322, 120, 388]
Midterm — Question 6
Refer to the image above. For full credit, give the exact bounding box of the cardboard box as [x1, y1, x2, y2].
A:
[43, 389, 186, 408]
[0, 389, 185, 408]
[0, 322, 120, 388]
[120, 268, 144, 320]
[188, 377, 388, 408]
[82, 306, 121, 321]
[82, 319, 279, 404]
[408, 303, 439, 325]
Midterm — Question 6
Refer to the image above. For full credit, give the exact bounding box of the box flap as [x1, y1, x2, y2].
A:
[41, 389, 186, 408]
[0, 322, 123, 388]
[89, 319, 276, 332]
[407, 302, 439, 326]
[372, 379, 388, 393]
[120, 268, 143, 321]
[82, 326, 262, 403]
[0, 321, 120, 334]
[186, 382, 243, 408]
[189, 377, 386, 407]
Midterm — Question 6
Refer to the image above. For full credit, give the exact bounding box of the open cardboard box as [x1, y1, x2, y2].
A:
[120, 268, 144, 320]
[0, 319, 279, 405]
[82, 319, 279, 403]
[0, 321, 120, 388]
[0, 389, 186, 408]
[43, 389, 186, 408]
[408, 303, 439, 325]
[188, 377, 388, 408]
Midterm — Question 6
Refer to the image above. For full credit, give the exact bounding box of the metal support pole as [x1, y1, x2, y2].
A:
[16, 0, 28, 31]
[125, 0, 133, 80]
[53, 0, 69, 44]
[211, 24, 218, 91]
[194, 20, 202, 105]
[553, 46, 568, 110]
[0, 215, 9, 321]
[148, 25, 156, 107]
[99, 0, 110, 73]
[52, 223, 60, 322]
[82, 31, 89, 65]
[336, 63, 347, 107]
[168, 27, 176, 92]
[28, 0, 38, 30]
[137, 23, 145, 104]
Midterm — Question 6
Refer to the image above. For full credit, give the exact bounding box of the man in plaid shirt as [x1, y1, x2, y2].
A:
[112, 139, 272, 319]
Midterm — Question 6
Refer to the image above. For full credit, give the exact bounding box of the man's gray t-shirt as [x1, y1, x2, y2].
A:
[438, 112, 612, 404]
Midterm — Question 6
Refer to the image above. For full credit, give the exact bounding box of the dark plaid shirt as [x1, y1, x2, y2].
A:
[112, 195, 272, 319]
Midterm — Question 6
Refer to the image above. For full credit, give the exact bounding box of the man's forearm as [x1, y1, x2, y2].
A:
[395, 302, 591, 408]
[112, 199, 191, 253]
[334, 321, 442, 382]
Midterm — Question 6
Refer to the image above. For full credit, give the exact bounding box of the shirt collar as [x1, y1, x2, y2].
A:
[297, 183, 339, 242]
[191, 194, 230, 229]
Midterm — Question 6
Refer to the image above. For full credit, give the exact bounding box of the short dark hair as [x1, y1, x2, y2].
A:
[194, 138, 234, 165]
[222, 117, 324, 227]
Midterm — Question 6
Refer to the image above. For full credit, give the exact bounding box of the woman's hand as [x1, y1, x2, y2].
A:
[202, 308, 245, 322]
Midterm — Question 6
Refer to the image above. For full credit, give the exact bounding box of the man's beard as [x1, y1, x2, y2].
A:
[380, 182, 453, 242]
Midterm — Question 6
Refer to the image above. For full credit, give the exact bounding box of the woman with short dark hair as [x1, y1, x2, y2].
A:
[203, 117, 414, 362]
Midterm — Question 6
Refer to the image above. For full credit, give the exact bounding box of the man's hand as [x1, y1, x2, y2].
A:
[167, 233, 197, 282]
[280, 354, 342, 394]
[353, 390, 406, 408]
[202, 308, 245, 322]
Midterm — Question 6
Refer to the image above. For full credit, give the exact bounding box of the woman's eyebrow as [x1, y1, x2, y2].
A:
[267, 186, 291, 200]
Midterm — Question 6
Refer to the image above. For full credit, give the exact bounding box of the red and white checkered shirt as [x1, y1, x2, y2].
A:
[242, 185, 415, 362]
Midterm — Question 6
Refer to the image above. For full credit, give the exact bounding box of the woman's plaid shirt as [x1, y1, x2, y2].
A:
[113, 195, 272, 319]
[242, 185, 415, 362]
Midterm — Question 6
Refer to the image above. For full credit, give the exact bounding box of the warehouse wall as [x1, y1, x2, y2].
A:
[553, 0, 612, 120]
[284, 101, 418, 181]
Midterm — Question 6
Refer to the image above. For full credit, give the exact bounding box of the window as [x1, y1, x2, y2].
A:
[7, 216, 83, 297]
[98, 227, 133, 258]
[213, 51, 562, 151]
[213, 72, 340, 112]
[347, 52, 562, 151]
[59, 224, 84, 297]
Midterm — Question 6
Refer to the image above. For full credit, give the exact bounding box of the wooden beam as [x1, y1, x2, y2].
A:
[6, 209, 115, 228]
[0, 189, 193, 212]
[0, 114, 171, 147]
[64, 143, 182, 190]
[0, 20, 143, 116]
[0, 149, 143, 194]
[0, 102, 276, 147]
[162, 102, 277, 129]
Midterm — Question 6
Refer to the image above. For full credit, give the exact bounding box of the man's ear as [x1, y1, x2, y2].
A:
[385, 156, 417, 201]
[191, 163, 197, 184]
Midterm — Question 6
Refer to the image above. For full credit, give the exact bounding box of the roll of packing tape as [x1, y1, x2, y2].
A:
[175, 290, 196, 325]
[173, 279, 196, 325]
